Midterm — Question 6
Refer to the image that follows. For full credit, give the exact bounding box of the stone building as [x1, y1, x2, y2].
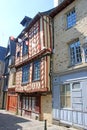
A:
[50, 0, 87, 129]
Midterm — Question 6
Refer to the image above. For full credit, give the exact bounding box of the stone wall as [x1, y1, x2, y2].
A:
[53, 0, 87, 74]
[41, 94, 52, 123]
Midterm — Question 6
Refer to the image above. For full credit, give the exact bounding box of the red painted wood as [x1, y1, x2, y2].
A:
[7, 95, 17, 113]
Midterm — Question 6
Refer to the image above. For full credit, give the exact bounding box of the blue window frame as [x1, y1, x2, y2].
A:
[33, 60, 40, 81]
[67, 8, 76, 29]
[70, 40, 82, 65]
[22, 41, 28, 55]
[22, 64, 30, 83]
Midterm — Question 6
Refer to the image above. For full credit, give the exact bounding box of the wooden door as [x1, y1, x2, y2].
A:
[7, 94, 17, 113]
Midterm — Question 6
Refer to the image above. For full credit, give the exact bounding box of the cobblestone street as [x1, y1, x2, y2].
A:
[0, 110, 78, 130]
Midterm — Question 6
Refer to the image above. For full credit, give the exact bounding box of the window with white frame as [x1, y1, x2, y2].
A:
[22, 64, 30, 83]
[33, 60, 40, 81]
[60, 84, 71, 108]
[70, 40, 82, 65]
[67, 8, 76, 29]
[83, 45, 87, 62]
[72, 82, 80, 90]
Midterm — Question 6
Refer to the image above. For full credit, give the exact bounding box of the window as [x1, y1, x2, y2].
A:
[70, 40, 82, 65]
[22, 41, 28, 55]
[84, 46, 87, 62]
[72, 82, 80, 90]
[33, 60, 40, 81]
[21, 96, 39, 112]
[22, 64, 30, 83]
[26, 97, 29, 109]
[17, 51, 20, 58]
[67, 8, 76, 29]
[23, 97, 26, 109]
[29, 97, 32, 110]
[32, 97, 36, 111]
[60, 84, 71, 108]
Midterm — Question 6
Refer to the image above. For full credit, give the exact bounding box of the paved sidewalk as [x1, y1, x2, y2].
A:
[0, 110, 78, 130]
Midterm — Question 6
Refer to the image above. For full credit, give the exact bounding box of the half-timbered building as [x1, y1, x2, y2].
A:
[15, 11, 53, 123]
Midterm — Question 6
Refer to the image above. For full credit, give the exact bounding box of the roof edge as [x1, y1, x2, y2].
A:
[49, 0, 75, 17]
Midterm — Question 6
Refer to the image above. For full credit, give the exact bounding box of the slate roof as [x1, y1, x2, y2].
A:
[10, 38, 16, 56]
[5, 37, 16, 58]
[41, 8, 55, 15]
[16, 8, 54, 39]
[0, 46, 6, 61]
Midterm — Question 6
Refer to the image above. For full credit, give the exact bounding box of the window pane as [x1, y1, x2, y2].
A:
[67, 8, 76, 28]
[66, 84, 70, 95]
[23, 97, 25, 109]
[26, 97, 29, 110]
[72, 82, 80, 89]
[33, 60, 40, 81]
[60, 95, 65, 108]
[22, 64, 30, 83]
[60, 84, 71, 108]
[65, 96, 71, 107]
[29, 97, 32, 110]
[32, 97, 35, 111]
[70, 40, 82, 65]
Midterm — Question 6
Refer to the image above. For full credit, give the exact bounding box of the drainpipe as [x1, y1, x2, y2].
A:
[49, 17, 54, 92]
[50, 17, 55, 124]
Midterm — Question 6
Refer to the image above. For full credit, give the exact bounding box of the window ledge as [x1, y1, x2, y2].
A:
[22, 109, 39, 113]
[32, 79, 40, 82]
[21, 81, 29, 86]
[68, 62, 82, 68]
[22, 53, 28, 57]
[61, 108, 72, 110]
[65, 23, 76, 31]
[22, 109, 31, 111]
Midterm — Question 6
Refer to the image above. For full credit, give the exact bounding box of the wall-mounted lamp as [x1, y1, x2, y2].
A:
[0, 75, 7, 79]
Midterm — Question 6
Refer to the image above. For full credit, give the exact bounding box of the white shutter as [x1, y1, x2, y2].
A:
[82, 81, 87, 112]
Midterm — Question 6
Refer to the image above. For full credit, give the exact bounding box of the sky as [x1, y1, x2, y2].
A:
[0, 0, 53, 47]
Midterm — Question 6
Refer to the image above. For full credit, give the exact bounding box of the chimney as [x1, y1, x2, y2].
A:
[54, 0, 64, 7]
[10, 36, 15, 40]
